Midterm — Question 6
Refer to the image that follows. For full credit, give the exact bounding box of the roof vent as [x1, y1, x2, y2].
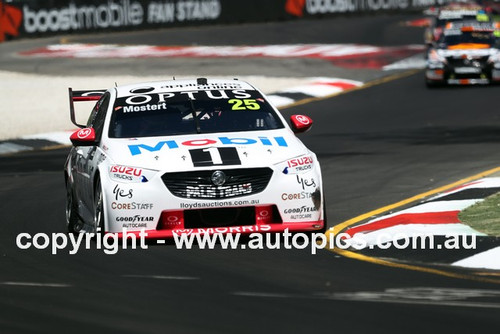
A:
[197, 78, 208, 85]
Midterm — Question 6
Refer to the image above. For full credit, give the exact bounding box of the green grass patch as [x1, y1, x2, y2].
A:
[458, 192, 500, 237]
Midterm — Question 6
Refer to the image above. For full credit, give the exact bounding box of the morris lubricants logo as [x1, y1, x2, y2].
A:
[0, 1, 22, 42]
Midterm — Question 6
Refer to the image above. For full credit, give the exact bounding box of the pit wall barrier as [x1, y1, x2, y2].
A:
[0, 0, 452, 42]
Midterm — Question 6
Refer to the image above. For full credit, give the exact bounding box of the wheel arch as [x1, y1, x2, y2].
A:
[93, 164, 110, 233]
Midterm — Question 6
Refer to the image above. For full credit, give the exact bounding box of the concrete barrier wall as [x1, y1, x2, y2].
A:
[0, 0, 451, 42]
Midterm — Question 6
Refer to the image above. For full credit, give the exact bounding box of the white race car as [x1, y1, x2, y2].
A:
[64, 78, 325, 239]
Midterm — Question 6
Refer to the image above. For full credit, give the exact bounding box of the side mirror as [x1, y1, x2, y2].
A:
[290, 115, 313, 134]
[70, 128, 97, 146]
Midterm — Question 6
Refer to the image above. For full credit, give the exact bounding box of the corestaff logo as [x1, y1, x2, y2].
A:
[285, 0, 306, 17]
[0, 0, 22, 42]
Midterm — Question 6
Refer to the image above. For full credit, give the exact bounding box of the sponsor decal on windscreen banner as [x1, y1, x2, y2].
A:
[2, 0, 454, 42]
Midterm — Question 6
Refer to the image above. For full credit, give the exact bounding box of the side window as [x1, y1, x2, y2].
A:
[87, 93, 110, 141]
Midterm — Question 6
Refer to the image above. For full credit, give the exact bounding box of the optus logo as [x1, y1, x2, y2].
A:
[0, 1, 22, 42]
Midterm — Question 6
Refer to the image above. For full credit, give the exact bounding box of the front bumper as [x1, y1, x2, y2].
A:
[426, 63, 500, 85]
[115, 220, 325, 239]
[103, 162, 324, 236]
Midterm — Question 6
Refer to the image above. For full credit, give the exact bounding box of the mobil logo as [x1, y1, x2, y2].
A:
[128, 136, 288, 156]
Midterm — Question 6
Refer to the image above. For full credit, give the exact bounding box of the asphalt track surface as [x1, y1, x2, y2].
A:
[0, 13, 425, 79]
[1, 14, 500, 334]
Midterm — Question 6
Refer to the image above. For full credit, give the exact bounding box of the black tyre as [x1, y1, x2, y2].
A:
[319, 204, 328, 234]
[93, 178, 105, 234]
[425, 79, 442, 88]
[66, 180, 83, 234]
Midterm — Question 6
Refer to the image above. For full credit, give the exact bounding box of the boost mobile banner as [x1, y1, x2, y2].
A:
[1, 0, 451, 42]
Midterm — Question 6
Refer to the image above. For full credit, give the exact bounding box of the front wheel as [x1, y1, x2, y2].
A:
[66, 180, 83, 234]
[425, 79, 443, 88]
[93, 178, 106, 234]
[319, 204, 328, 234]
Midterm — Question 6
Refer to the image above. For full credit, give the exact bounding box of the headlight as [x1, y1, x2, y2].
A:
[428, 49, 447, 64]
[488, 51, 500, 64]
[109, 165, 158, 183]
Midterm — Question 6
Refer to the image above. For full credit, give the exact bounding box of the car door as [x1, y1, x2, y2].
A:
[74, 92, 110, 216]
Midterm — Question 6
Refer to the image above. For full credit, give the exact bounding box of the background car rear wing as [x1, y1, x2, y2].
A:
[68, 88, 106, 128]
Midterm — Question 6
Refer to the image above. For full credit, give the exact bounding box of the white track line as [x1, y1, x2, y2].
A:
[0, 281, 71, 287]
[122, 274, 199, 280]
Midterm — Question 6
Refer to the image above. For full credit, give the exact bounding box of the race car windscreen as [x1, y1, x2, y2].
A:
[435, 15, 478, 28]
[109, 89, 285, 138]
[439, 29, 499, 47]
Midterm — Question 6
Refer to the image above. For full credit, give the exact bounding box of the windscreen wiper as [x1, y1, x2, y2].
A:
[189, 99, 201, 134]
